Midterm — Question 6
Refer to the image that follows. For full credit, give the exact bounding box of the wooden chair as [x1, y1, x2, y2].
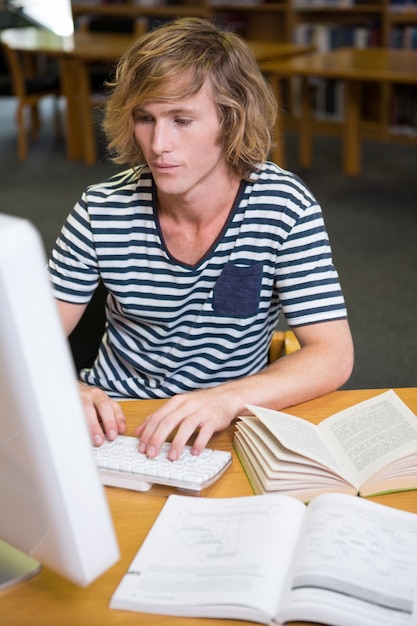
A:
[1, 42, 61, 161]
[268, 330, 300, 363]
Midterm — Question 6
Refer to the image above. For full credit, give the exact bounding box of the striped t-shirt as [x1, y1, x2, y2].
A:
[48, 162, 347, 399]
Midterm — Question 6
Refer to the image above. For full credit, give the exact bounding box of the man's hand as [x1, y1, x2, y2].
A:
[135, 387, 242, 461]
[79, 382, 127, 446]
[134, 319, 354, 460]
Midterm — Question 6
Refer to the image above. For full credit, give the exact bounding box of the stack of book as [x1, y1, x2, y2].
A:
[233, 389, 417, 501]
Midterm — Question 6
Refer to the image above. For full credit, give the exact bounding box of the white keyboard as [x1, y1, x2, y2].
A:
[92, 435, 232, 494]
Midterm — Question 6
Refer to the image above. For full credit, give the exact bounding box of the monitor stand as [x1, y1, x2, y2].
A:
[0, 540, 41, 590]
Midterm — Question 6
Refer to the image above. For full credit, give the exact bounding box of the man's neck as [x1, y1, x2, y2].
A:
[157, 177, 242, 265]
[157, 173, 241, 226]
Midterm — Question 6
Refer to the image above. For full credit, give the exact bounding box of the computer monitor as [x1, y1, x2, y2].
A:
[0, 213, 119, 589]
[6, 0, 74, 37]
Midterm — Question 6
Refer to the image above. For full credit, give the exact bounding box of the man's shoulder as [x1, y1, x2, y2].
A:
[251, 162, 308, 189]
[86, 166, 152, 199]
[246, 162, 317, 210]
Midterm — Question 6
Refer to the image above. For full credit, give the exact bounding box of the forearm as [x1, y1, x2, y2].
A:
[216, 334, 354, 418]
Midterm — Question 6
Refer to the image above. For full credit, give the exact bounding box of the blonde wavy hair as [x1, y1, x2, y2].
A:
[103, 17, 278, 179]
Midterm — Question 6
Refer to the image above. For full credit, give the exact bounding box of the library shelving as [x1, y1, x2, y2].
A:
[70, 1, 417, 150]
[70, 0, 417, 46]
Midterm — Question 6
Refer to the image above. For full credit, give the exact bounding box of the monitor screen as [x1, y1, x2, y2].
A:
[6, 0, 74, 37]
[0, 213, 119, 589]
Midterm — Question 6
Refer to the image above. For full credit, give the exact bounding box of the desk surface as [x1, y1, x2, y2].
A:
[2, 387, 417, 626]
[260, 47, 417, 83]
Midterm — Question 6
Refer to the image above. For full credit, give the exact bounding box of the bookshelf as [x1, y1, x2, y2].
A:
[71, 0, 417, 45]
[286, 1, 417, 142]
[282, 0, 417, 145]
[70, 0, 417, 145]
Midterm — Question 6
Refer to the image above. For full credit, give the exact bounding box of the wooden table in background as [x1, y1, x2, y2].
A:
[0, 27, 313, 166]
[2, 388, 417, 626]
[0, 28, 137, 163]
[260, 47, 417, 176]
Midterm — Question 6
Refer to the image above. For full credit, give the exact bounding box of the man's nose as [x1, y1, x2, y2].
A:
[151, 121, 171, 154]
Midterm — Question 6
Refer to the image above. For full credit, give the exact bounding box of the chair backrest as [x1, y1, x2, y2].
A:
[1, 40, 60, 161]
[1, 42, 57, 99]
[268, 330, 300, 363]
[1, 42, 27, 98]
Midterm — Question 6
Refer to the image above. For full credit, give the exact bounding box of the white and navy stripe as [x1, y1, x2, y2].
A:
[48, 162, 347, 398]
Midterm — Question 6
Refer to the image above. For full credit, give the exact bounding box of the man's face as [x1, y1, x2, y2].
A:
[132, 81, 231, 202]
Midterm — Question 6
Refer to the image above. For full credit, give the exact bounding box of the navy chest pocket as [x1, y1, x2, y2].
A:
[213, 262, 263, 318]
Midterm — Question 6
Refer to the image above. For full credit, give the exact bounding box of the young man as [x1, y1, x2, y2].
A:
[49, 17, 354, 459]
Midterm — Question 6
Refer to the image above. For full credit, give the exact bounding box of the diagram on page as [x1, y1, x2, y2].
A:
[172, 501, 284, 559]
[290, 498, 417, 613]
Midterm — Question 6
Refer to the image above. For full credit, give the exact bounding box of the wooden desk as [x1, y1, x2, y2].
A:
[261, 47, 417, 176]
[0, 27, 313, 166]
[2, 388, 417, 626]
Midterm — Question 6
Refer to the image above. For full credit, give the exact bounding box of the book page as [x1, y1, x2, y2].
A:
[277, 493, 417, 626]
[238, 416, 332, 467]
[319, 390, 417, 486]
[246, 403, 348, 478]
[235, 423, 356, 486]
[111, 493, 306, 622]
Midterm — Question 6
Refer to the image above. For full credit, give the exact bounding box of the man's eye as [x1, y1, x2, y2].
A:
[175, 118, 192, 126]
[134, 115, 153, 124]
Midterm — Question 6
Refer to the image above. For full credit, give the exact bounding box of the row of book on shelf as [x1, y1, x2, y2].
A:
[294, 0, 417, 7]
[389, 0, 417, 11]
[294, 22, 379, 50]
[292, 21, 417, 133]
[293, 21, 417, 51]
[289, 77, 417, 135]
[73, 0, 417, 7]
[390, 25, 417, 48]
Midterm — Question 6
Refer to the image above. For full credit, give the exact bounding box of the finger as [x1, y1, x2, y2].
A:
[134, 396, 184, 448]
[166, 413, 205, 460]
[95, 395, 126, 441]
[135, 394, 185, 436]
[112, 401, 127, 434]
[81, 394, 106, 446]
[188, 421, 218, 456]
[81, 386, 126, 445]
[138, 408, 186, 457]
[183, 407, 233, 456]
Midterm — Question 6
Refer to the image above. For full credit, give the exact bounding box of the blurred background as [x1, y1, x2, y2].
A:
[1, 0, 416, 390]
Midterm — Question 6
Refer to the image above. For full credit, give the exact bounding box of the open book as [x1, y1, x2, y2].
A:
[110, 491, 417, 626]
[234, 389, 417, 501]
